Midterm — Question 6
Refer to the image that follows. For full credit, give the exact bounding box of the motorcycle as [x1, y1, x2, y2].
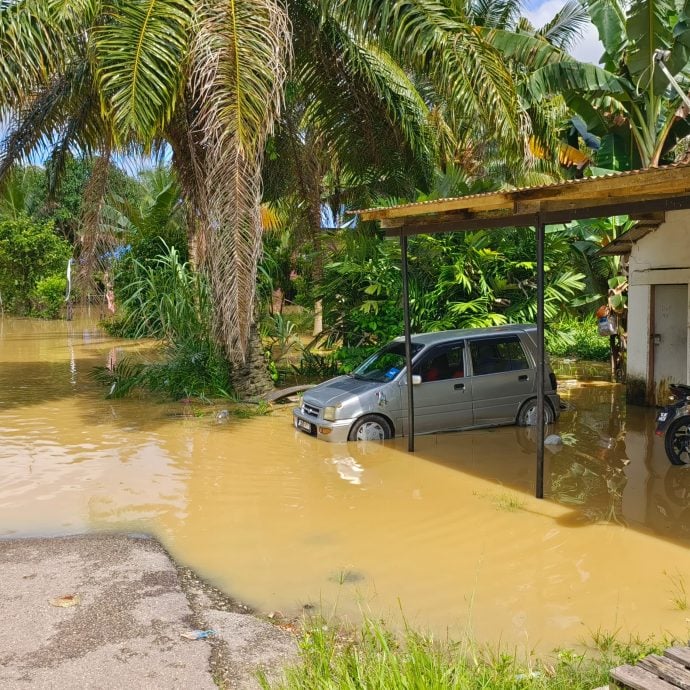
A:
[655, 383, 690, 466]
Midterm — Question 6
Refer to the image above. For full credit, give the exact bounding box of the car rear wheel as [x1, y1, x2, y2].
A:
[517, 399, 554, 427]
[348, 415, 393, 441]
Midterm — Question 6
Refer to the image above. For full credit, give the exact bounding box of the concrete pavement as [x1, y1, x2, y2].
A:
[0, 534, 297, 689]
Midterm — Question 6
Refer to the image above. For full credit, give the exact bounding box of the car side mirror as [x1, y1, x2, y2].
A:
[411, 374, 422, 385]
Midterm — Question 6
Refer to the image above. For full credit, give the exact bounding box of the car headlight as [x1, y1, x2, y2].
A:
[323, 406, 338, 421]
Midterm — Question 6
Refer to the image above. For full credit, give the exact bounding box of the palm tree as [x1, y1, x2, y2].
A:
[329, 0, 537, 172]
[261, 0, 441, 335]
[0, 0, 290, 397]
[0, 0, 569, 395]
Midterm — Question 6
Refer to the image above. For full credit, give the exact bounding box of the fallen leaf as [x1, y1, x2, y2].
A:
[50, 594, 80, 608]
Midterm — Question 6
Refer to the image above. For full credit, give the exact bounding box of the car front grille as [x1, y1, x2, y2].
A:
[303, 402, 320, 418]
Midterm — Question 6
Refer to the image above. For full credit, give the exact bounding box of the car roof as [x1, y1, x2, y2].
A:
[393, 324, 536, 347]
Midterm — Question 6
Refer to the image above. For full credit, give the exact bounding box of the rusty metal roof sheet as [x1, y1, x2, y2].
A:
[354, 162, 690, 222]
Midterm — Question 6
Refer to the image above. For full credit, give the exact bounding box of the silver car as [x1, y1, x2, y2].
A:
[293, 325, 560, 442]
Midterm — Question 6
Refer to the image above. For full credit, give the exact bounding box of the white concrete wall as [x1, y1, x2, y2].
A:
[627, 284, 650, 382]
[628, 209, 690, 403]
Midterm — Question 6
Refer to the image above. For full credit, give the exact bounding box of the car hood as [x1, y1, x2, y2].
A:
[303, 375, 382, 407]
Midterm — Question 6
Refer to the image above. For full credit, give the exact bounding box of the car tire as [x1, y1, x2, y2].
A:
[516, 398, 554, 427]
[348, 415, 393, 442]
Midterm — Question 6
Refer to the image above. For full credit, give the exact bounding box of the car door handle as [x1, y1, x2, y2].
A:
[454, 383, 465, 391]
[518, 374, 529, 381]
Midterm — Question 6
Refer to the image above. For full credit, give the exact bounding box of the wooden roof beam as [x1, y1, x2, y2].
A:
[383, 193, 690, 237]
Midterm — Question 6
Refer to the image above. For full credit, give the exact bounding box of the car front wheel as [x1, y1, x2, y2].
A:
[517, 399, 554, 426]
[348, 415, 393, 441]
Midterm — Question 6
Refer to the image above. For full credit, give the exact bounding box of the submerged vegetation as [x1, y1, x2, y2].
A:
[97, 245, 233, 400]
[261, 618, 671, 690]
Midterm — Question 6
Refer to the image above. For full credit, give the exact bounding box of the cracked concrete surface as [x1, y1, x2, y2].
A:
[0, 534, 297, 689]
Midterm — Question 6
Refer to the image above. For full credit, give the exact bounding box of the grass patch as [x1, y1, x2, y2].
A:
[472, 490, 526, 512]
[664, 570, 688, 611]
[492, 492, 526, 512]
[260, 617, 671, 690]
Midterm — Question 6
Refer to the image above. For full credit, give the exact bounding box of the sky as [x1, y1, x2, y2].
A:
[524, 0, 604, 64]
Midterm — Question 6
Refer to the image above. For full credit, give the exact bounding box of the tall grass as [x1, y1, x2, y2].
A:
[261, 617, 669, 690]
[95, 245, 232, 400]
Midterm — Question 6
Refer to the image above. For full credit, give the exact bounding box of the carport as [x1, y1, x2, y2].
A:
[355, 162, 690, 498]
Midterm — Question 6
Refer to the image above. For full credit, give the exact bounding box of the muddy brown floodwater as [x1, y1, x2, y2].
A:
[1, 316, 689, 654]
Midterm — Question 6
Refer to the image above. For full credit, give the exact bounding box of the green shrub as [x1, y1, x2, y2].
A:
[334, 345, 378, 373]
[290, 350, 341, 381]
[548, 316, 611, 361]
[32, 274, 67, 319]
[94, 245, 233, 400]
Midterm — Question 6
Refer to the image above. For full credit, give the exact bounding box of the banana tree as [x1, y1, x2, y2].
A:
[519, 0, 690, 168]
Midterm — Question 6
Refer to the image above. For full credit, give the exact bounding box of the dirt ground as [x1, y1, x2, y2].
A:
[0, 534, 297, 689]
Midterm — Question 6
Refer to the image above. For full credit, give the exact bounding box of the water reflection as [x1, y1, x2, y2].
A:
[330, 456, 365, 485]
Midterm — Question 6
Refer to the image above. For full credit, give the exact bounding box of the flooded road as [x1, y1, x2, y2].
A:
[1, 316, 689, 653]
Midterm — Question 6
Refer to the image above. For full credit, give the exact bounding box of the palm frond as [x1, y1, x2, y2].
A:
[537, 0, 589, 52]
[94, 0, 193, 140]
[332, 0, 531, 163]
[467, 0, 522, 29]
[0, 0, 82, 104]
[483, 29, 569, 70]
[293, 3, 437, 190]
[0, 75, 71, 180]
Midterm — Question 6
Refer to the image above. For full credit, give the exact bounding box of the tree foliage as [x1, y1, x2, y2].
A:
[0, 216, 71, 314]
[318, 225, 586, 350]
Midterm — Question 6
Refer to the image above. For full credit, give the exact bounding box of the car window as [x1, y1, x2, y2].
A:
[414, 343, 465, 382]
[469, 336, 529, 375]
[352, 341, 424, 382]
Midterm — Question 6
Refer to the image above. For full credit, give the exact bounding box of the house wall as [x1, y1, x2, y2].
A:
[627, 209, 690, 405]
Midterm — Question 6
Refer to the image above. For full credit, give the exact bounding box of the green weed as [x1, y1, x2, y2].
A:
[472, 490, 525, 512]
[493, 492, 526, 512]
[95, 245, 233, 400]
[547, 316, 610, 362]
[664, 570, 688, 611]
[259, 618, 672, 690]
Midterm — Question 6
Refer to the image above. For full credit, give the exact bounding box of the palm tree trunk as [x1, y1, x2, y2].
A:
[230, 324, 274, 399]
[306, 144, 325, 336]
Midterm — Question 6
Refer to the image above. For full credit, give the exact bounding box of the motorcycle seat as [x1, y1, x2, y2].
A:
[670, 383, 690, 398]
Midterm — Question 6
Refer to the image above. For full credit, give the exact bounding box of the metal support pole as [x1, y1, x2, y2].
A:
[536, 216, 545, 499]
[400, 232, 415, 452]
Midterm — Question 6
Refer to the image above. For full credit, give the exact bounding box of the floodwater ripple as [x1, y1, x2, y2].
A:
[1, 316, 689, 652]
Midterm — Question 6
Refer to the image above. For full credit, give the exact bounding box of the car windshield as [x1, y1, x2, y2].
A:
[351, 342, 424, 382]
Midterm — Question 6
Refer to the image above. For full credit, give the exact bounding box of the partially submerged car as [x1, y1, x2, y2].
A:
[293, 325, 560, 442]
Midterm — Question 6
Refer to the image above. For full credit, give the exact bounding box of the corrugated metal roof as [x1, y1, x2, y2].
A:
[353, 162, 690, 218]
